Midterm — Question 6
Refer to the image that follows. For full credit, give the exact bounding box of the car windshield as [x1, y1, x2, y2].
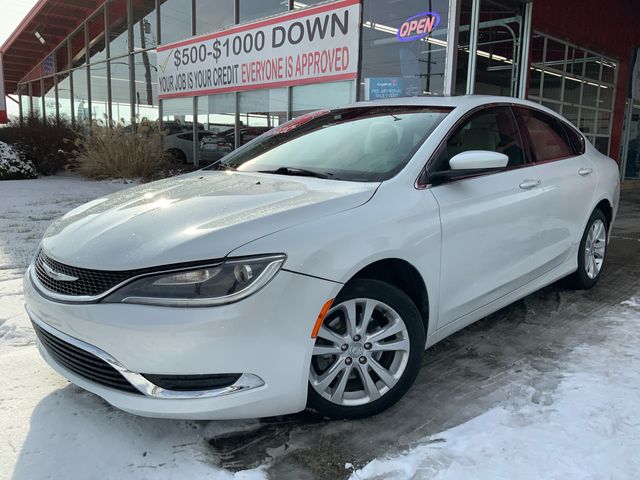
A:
[205, 106, 451, 182]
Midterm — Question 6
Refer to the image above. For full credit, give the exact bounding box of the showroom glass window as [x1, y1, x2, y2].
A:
[43, 77, 56, 120]
[108, 0, 130, 58]
[110, 59, 133, 125]
[196, 0, 234, 35]
[292, 81, 355, 117]
[238, 88, 288, 145]
[160, 0, 193, 44]
[197, 93, 237, 163]
[360, 0, 450, 99]
[132, 0, 158, 51]
[133, 51, 159, 122]
[239, 0, 287, 23]
[88, 11, 108, 125]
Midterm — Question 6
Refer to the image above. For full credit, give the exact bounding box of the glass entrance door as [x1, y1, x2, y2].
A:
[456, 0, 529, 97]
[474, 0, 524, 96]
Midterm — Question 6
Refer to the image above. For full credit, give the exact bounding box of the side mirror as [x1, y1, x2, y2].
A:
[430, 150, 509, 184]
[449, 150, 509, 170]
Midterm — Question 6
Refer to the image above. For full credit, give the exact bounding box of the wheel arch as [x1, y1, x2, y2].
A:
[343, 258, 430, 336]
[594, 198, 613, 229]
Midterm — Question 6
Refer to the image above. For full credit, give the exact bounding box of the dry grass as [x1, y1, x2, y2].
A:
[77, 124, 169, 182]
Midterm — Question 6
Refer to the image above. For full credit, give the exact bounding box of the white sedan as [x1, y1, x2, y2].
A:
[24, 95, 620, 420]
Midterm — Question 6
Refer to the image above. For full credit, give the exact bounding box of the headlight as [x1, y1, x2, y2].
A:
[102, 255, 285, 307]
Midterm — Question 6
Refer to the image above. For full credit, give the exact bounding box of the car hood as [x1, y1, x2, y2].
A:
[42, 171, 378, 270]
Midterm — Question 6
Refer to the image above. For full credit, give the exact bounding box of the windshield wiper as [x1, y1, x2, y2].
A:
[213, 161, 236, 171]
[257, 167, 333, 179]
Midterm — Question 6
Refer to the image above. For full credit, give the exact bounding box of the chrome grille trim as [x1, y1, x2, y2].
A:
[29, 250, 223, 303]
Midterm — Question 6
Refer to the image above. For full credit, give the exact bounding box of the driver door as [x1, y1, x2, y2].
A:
[430, 106, 554, 328]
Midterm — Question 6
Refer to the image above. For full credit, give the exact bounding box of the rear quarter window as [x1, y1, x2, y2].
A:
[518, 108, 574, 162]
[561, 122, 586, 155]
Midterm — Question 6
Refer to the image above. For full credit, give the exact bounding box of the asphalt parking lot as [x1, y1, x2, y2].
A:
[207, 186, 640, 480]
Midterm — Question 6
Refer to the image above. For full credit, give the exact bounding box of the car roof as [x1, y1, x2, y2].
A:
[341, 94, 556, 114]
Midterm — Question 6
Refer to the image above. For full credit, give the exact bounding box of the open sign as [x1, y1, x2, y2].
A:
[396, 12, 441, 42]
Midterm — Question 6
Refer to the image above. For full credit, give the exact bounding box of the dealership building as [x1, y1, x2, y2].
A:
[1, 0, 640, 179]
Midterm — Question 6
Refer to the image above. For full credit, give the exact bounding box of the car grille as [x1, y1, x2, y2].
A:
[32, 321, 142, 395]
[34, 250, 142, 297]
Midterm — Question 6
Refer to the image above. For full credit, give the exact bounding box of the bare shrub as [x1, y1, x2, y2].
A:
[77, 123, 169, 182]
[0, 116, 78, 175]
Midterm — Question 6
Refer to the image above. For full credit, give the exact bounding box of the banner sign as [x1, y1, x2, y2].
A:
[0, 54, 7, 124]
[157, 0, 361, 99]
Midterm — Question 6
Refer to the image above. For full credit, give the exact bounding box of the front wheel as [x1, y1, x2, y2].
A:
[568, 209, 608, 289]
[307, 279, 425, 419]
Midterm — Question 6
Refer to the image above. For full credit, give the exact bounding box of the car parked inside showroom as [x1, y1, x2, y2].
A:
[24, 95, 620, 420]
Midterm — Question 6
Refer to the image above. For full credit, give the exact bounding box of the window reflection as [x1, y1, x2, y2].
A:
[132, 0, 158, 51]
[160, 0, 192, 44]
[163, 97, 196, 164]
[31, 82, 42, 118]
[197, 93, 236, 164]
[88, 11, 107, 64]
[56, 75, 72, 120]
[110, 59, 133, 125]
[239, 0, 287, 23]
[238, 89, 287, 145]
[196, 0, 234, 34]
[292, 81, 355, 117]
[90, 62, 110, 125]
[44, 77, 56, 120]
[473, 0, 524, 96]
[72, 68, 89, 125]
[133, 51, 159, 122]
[109, 0, 130, 58]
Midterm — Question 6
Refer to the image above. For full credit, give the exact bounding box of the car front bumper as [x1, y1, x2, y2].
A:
[24, 267, 341, 419]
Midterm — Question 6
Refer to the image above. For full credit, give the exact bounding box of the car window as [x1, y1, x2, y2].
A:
[208, 106, 451, 182]
[561, 122, 586, 155]
[177, 133, 193, 141]
[436, 106, 525, 170]
[517, 108, 573, 162]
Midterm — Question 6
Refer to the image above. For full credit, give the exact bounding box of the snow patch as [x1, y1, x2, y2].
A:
[350, 301, 640, 480]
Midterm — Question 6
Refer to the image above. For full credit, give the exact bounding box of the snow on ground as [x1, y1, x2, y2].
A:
[0, 175, 267, 480]
[350, 298, 640, 480]
[1, 174, 640, 480]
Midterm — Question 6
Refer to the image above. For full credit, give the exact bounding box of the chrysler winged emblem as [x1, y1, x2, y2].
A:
[43, 262, 78, 282]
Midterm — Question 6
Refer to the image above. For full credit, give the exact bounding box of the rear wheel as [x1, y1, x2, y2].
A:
[307, 279, 425, 419]
[568, 209, 608, 289]
[167, 148, 187, 164]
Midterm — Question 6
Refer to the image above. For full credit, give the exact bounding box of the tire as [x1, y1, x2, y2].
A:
[307, 279, 425, 419]
[567, 208, 608, 289]
[167, 148, 187, 164]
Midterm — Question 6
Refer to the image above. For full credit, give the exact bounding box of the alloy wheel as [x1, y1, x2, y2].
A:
[309, 298, 411, 406]
[584, 218, 607, 279]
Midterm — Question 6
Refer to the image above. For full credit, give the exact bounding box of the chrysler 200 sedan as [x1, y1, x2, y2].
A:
[25, 95, 620, 420]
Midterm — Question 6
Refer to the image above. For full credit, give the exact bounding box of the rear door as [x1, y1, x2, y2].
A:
[429, 106, 557, 328]
[515, 107, 597, 270]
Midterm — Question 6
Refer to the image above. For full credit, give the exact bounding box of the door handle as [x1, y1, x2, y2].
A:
[519, 179, 541, 190]
[578, 168, 593, 176]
